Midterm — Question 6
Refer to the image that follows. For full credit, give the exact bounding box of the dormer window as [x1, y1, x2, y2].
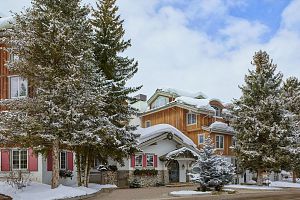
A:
[212, 106, 221, 117]
[151, 96, 169, 109]
[9, 76, 28, 98]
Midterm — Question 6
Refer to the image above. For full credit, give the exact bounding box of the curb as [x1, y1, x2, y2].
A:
[59, 188, 116, 200]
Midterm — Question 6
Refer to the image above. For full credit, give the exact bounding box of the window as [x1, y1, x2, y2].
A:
[145, 120, 151, 128]
[198, 134, 204, 144]
[187, 113, 196, 125]
[151, 96, 169, 109]
[212, 106, 221, 117]
[9, 53, 19, 62]
[146, 154, 154, 167]
[135, 155, 143, 167]
[60, 151, 67, 170]
[10, 76, 28, 98]
[12, 150, 28, 170]
[216, 135, 224, 149]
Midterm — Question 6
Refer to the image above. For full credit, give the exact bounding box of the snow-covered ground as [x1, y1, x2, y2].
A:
[270, 181, 300, 188]
[169, 190, 211, 197]
[0, 181, 117, 200]
[224, 184, 281, 190]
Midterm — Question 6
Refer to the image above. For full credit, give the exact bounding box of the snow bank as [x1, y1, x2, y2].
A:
[224, 184, 281, 190]
[270, 181, 300, 188]
[0, 181, 117, 200]
[166, 147, 200, 159]
[160, 88, 207, 99]
[209, 121, 234, 133]
[175, 96, 215, 112]
[136, 124, 196, 147]
[169, 190, 211, 197]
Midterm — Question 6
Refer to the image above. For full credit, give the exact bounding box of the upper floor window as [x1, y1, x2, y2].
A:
[10, 76, 28, 98]
[135, 154, 143, 167]
[187, 113, 196, 125]
[12, 149, 28, 170]
[212, 106, 221, 117]
[198, 134, 204, 144]
[145, 120, 151, 128]
[151, 96, 169, 109]
[216, 135, 224, 149]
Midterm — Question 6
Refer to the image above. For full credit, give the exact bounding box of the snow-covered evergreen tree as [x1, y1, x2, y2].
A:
[281, 77, 300, 182]
[91, 0, 140, 161]
[231, 51, 291, 185]
[0, 0, 94, 189]
[195, 137, 235, 191]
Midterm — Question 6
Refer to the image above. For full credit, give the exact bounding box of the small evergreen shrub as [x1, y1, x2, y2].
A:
[133, 169, 158, 176]
[129, 179, 141, 188]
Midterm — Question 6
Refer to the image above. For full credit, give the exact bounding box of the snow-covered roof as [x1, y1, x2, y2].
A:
[166, 147, 200, 159]
[135, 124, 196, 147]
[0, 17, 14, 30]
[159, 88, 207, 99]
[209, 121, 234, 133]
[175, 96, 215, 112]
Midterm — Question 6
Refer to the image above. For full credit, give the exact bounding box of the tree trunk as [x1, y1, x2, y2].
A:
[75, 149, 82, 186]
[84, 152, 90, 187]
[293, 171, 297, 183]
[257, 169, 264, 186]
[51, 139, 60, 189]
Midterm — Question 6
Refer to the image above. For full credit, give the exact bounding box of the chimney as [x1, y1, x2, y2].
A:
[134, 94, 147, 101]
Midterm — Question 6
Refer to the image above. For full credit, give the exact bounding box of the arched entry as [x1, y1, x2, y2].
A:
[168, 160, 179, 183]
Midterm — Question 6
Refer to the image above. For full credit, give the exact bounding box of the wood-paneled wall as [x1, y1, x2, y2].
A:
[141, 106, 234, 156]
[0, 44, 9, 100]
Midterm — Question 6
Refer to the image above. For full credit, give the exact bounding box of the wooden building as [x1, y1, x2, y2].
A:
[140, 88, 234, 157]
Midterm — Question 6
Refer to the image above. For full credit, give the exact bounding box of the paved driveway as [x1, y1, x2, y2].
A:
[90, 186, 300, 200]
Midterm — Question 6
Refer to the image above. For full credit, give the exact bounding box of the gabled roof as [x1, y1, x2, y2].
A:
[135, 124, 197, 148]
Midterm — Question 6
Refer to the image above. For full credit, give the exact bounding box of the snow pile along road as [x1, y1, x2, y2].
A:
[0, 181, 117, 200]
[170, 190, 211, 197]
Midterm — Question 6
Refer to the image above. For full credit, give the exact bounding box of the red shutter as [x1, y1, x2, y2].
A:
[67, 152, 74, 171]
[154, 155, 158, 168]
[47, 152, 53, 171]
[28, 148, 38, 171]
[142, 154, 147, 168]
[131, 154, 135, 168]
[1, 149, 10, 171]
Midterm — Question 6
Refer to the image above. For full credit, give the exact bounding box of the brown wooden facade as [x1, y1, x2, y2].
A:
[0, 43, 10, 100]
[141, 93, 234, 156]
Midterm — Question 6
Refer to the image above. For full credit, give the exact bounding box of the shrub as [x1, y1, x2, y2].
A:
[129, 179, 141, 188]
[59, 170, 73, 179]
[133, 169, 158, 176]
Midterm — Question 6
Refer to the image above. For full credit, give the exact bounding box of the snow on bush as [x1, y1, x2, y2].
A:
[193, 137, 235, 191]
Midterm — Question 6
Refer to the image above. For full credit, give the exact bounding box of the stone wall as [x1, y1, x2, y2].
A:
[128, 170, 166, 187]
[89, 171, 118, 185]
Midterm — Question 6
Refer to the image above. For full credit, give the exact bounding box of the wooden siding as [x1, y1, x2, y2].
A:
[141, 106, 234, 156]
[0, 44, 9, 100]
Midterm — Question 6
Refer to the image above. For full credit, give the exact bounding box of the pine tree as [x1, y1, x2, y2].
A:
[0, 0, 93, 189]
[195, 138, 235, 191]
[231, 51, 291, 185]
[91, 0, 140, 162]
[281, 77, 300, 182]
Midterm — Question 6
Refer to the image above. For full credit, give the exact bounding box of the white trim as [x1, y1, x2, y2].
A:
[215, 135, 224, 149]
[186, 113, 197, 125]
[11, 148, 28, 170]
[146, 154, 154, 168]
[60, 151, 67, 170]
[198, 134, 204, 145]
[134, 154, 143, 168]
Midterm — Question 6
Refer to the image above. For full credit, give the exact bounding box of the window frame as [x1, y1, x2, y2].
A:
[198, 134, 205, 145]
[145, 120, 151, 128]
[187, 113, 197, 125]
[60, 151, 67, 170]
[12, 149, 28, 170]
[135, 154, 143, 168]
[8, 75, 28, 99]
[151, 96, 169, 109]
[146, 154, 154, 168]
[215, 135, 224, 149]
[212, 106, 221, 117]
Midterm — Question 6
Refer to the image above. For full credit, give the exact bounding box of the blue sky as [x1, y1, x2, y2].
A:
[0, 0, 299, 102]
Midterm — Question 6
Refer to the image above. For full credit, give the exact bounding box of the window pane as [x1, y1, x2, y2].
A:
[60, 152, 66, 169]
[135, 155, 142, 167]
[19, 78, 28, 97]
[20, 150, 27, 169]
[12, 151, 20, 169]
[147, 155, 154, 167]
[10, 77, 19, 98]
[199, 135, 204, 144]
